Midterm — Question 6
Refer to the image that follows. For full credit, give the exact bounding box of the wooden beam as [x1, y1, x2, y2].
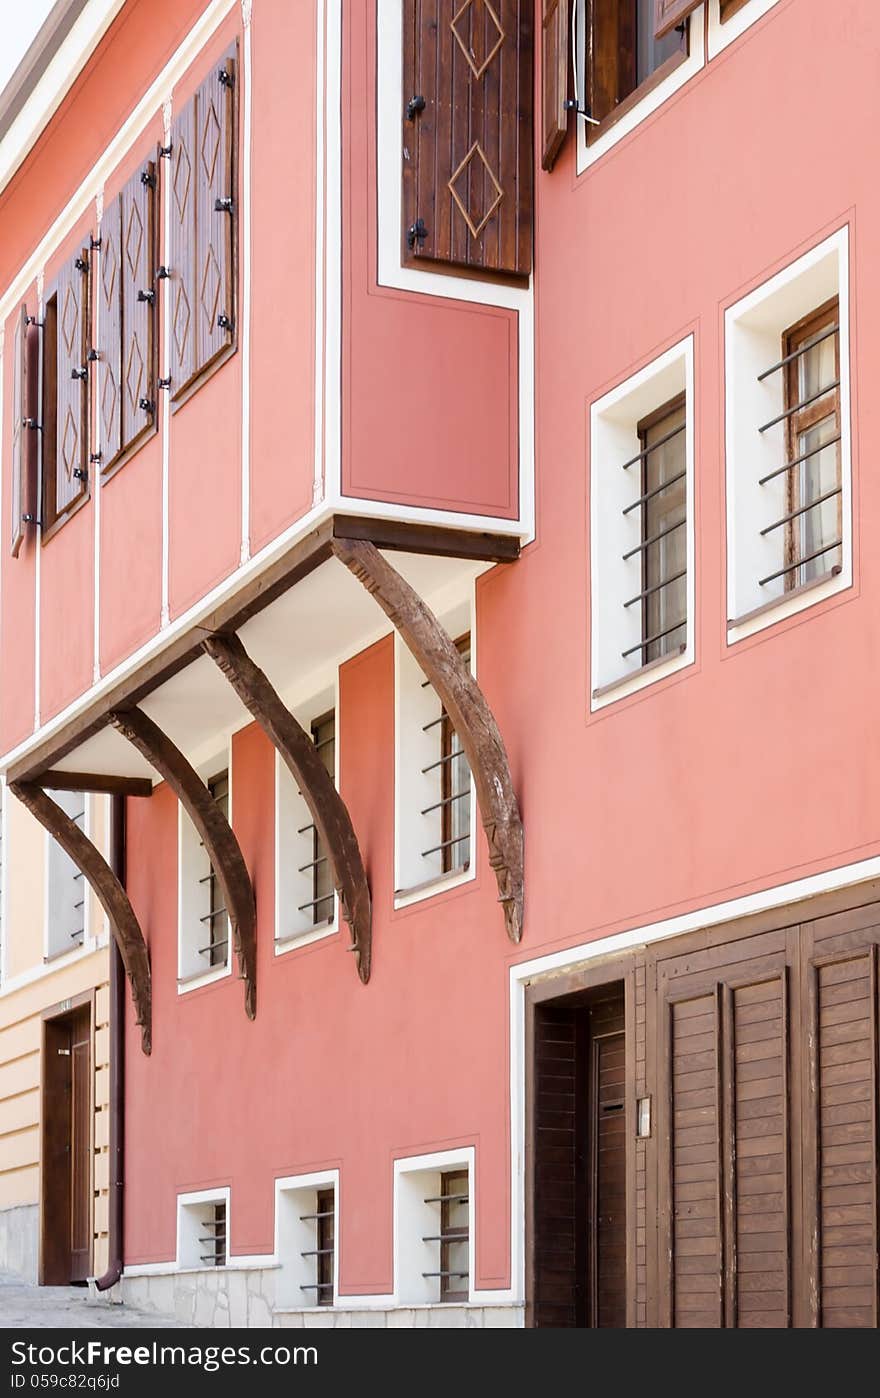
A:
[202, 633, 373, 982]
[108, 707, 258, 1020]
[40, 771, 154, 798]
[9, 782, 152, 1053]
[6, 516, 523, 787]
[331, 536, 524, 943]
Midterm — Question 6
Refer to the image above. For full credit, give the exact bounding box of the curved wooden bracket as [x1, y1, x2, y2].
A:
[331, 536, 524, 943]
[202, 633, 373, 982]
[108, 707, 257, 1020]
[10, 782, 152, 1054]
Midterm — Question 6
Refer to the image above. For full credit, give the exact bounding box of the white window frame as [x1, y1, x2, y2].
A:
[274, 680, 340, 956]
[590, 335, 696, 709]
[394, 1147, 475, 1306]
[707, 0, 784, 58]
[575, 1, 705, 176]
[724, 227, 851, 643]
[393, 593, 477, 909]
[176, 1186, 231, 1271]
[177, 741, 234, 996]
[273, 1169, 340, 1311]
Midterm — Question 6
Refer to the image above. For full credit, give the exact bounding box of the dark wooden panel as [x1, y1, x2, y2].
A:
[169, 95, 197, 396]
[120, 161, 156, 456]
[533, 1006, 580, 1327]
[10, 304, 28, 556]
[69, 1007, 92, 1282]
[98, 193, 123, 465]
[590, 1018, 627, 1326]
[193, 48, 236, 376]
[55, 251, 89, 514]
[669, 991, 722, 1328]
[541, 0, 568, 171]
[403, 0, 532, 277]
[654, 0, 703, 40]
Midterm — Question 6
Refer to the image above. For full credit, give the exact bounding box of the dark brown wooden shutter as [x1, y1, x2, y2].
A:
[194, 50, 236, 375]
[120, 162, 156, 454]
[98, 195, 122, 465]
[403, 0, 533, 277]
[541, 0, 569, 171]
[169, 97, 197, 398]
[55, 251, 89, 514]
[533, 1005, 580, 1327]
[654, 0, 703, 39]
[812, 947, 878, 1328]
[10, 305, 28, 556]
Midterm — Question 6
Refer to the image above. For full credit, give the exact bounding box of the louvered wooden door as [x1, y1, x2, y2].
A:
[657, 928, 795, 1328]
[587, 999, 627, 1327]
[40, 1004, 92, 1285]
[69, 1008, 92, 1283]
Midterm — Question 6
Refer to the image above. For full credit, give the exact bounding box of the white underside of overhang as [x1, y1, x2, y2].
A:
[48, 551, 489, 782]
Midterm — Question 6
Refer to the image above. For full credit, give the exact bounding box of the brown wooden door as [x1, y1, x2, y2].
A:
[587, 1011, 627, 1326]
[41, 1004, 92, 1285]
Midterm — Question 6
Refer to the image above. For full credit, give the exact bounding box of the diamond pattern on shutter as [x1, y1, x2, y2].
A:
[10, 305, 28, 556]
[403, 0, 532, 277]
[99, 195, 122, 465]
[169, 99, 196, 398]
[55, 253, 89, 514]
[194, 50, 235, 374]
[120, 163, 155, 454]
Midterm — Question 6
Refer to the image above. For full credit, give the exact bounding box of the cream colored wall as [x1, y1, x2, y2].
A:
[0, 790, 111, 1276]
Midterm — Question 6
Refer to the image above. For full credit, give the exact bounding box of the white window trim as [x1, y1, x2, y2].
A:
[724, 227, 851, 643]
[176, 1186, 231, 1272]
[393, 586, 478, 909]
[274, 677, 340, 957]
[177, 740, 234, 996]
[272, 1168, 340, 1312]
[590, 335, 696, 710]
[41, 790, 101, 968]
[393, 1146, 475, 1307]
[575, 2, 705, 176]
[707, 0, 784, 58]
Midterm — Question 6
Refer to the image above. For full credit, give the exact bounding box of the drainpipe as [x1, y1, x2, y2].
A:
[94, 793, 126, 1292]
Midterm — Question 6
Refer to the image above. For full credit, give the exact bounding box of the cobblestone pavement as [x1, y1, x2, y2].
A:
[0, 1271, 190, 1328]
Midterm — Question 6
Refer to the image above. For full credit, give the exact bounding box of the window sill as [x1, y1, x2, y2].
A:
[274, 917, 337, 957]
[394, 864, 473, 911]
[585, 49, 688, 149]
[177, 961, 231, 995]
[727, 565, 846, 642]
[592, 643, 687, 707]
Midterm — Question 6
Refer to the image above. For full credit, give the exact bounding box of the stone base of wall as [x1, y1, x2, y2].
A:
[0, 1205, 39, 1283]
[118, 1269, 523, 1329]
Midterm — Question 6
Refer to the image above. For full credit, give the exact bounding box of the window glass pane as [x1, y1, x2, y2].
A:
[311, 714, 335, 924]
[643, 401, 687, 662]
[798, 327, 836, 401]
[798, 415, 841, 582]
[636, 0, 682, 86]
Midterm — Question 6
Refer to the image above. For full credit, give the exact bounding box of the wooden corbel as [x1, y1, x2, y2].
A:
[202, 632, 373, 982]
[10, 781, 152, 1053]
[108, 707, 257, 1019]
[331, 536, 525, 943]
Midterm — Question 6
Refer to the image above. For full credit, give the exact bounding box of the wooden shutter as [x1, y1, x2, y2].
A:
[654, 0, 703, 39]
[55, 251, 89, 514]
[169, 95, 197, 398]
[811, 947, 878, 1328]
[120, 162, 156, 455]
[541, 0, 569, 171]
[98, 195, 122, 465]
[403, 0, 533, 277]
[194, 50, 236, 376]
[10, 305, 28, 556]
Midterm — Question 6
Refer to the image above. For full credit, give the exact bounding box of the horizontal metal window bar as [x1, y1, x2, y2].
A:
[297, 855, 328, 873]
[758, 379, 839, 434]
[70, 930, 84, 940]
[622, 467, 687, 515]
[313, 735, 335, 752]
[619, 421, 686, 471]
[757, 322, 839, 381]
[73, 899, 84, 910]
[199, 907, 227, 923]
[198, 1234, 226, 1243]
[297, 822, 316, 836]
[422, 714, 448, 733]
[421, 833, 470, 858]
[422, 1233, 469, 1243]
[199, 1254, 225, 1264]
[299, 1282, 333, 1291]
[621, 617, 686, 660]
[621, 516, 686, 561]
[758, 433, 842, 486]
[623, 568, 687, 610]
[423, 1193, 469, 1204]
[759, 484, 843, 536]
[297, 893, 334, 914]
[68, 812, 85, 823]
[72, 871, 84, 881]
[197, 938, 229, 956]
[299, 1211, 335, 1222]
[421, 789, 470, 816]
[421, 750, 468, 775]
[758, 537, 842, 587]
[300, 1248, 334, 1258]
[422, 1272, 469, 1280]
[198, 873, 216, 885]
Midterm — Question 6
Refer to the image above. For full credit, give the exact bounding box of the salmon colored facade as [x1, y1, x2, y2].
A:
[1, 0, 879, 1327]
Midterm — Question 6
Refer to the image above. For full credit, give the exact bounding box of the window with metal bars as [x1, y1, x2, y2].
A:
[200, 1202, 227, 1268]
[304, 713, 335, 928]
[179, 1194, 228, 1268]
[46, 789, 87, 960]
[202, 771, 230, 970]
[422, 1169, 469, 1304]
[436, 637, 472, 877]
[756, 300, 842, 593]
[298, 1186, 335, 1306]
[275, 707, 337, 948]
[629, 395, 687, 665]
[584, 0, 689, 141]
